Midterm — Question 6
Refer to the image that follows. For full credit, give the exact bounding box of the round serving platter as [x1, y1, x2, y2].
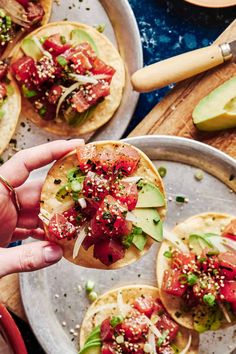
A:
[20, 136, 236, 354]
[2, 0, 142, 160]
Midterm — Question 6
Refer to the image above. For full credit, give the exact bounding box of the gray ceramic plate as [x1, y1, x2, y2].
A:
[3, 0, 142, 158]
[20, 136, 236, 354]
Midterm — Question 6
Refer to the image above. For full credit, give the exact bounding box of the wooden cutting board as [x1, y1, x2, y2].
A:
[130, 20, 236, 159]
[1, 20, 236, 322]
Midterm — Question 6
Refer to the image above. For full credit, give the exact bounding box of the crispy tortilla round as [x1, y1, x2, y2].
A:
[2, 0, 52, 59]
[156, 212, 235, 330]
[12, 22, 125, 136]
[79, 285, 199, 353]
[41, 0, 53, 25]
[0, 75, 21, 154]
[40, 141, 167, 269]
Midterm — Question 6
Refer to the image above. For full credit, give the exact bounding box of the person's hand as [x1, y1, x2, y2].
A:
[0, 139, 84, 277]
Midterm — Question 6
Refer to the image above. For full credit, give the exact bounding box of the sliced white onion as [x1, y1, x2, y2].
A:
[38, 213, 50, 226]
[218, 302, 232, 323]
[93, 74, 111, 80]
[147, 330, 157, 354]
[209, 236, 228, 253]
[39, 208, 51, 220]
[69, 73, 98, 85]
[126, 211, 139, 223]
[72, 224, 88, 259]
[117, 290, 131, 317]
[179, 335, 192, 354]
[78, 198, 87, 209]
[122, 176, 143, 183]
[143, 315, 162, 338]
[87, 171, 96, 178]
[221, 236, 236, 251]
[86, 303, 118, 319]
[56, 82, 81, 118]
[164, 230, 189, 253]
[32, 36, 52, 59]
[53, 200, 75, 215]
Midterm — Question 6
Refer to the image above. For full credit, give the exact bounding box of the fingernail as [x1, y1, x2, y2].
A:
[67, 139, 84, 145]
[43, 245, 63, 263]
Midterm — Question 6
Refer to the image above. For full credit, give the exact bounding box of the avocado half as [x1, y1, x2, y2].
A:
[193, 76, 236, 131]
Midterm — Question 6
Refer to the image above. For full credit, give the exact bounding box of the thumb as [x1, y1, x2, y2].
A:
[0, 241, 63, 277]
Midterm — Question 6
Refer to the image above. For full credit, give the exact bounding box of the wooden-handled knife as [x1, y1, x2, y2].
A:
[131, 42, 235, 92]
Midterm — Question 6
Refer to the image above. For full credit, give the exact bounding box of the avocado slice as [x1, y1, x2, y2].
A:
[79, 342, 101, 354]
[189, 234, 213, 255]
[70, 29, 99, 55]
[132, 208, 163, 242]
[193, 77, 236, 131]
[136, 180, 165, 208]
[21, 37, 42, 61]
[55, 184, 72, 202]
[193, 304, 223, 333]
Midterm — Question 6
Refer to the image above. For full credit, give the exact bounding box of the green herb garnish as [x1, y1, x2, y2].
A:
[158, 166, 167, 178]
[175, 196, 185, 203]
[164, 250, 172, 258]
[22, 84, 37, 98]
[39, 106, 47, 116]
[96, 24, 105, 33]
[57, 55, 68, 67]
[157, 330, 169, 347]
[60, 35, 66, 44]
[85, 280, 95, 293]
[110, 315, 124, 327]
[203, 294, 216, 307]
[187, 273, 198, 286]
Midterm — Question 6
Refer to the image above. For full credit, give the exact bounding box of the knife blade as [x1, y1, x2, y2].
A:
[131, 41, 235, 93]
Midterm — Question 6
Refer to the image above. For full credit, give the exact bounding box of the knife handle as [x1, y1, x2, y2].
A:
[131, 44, 231, 92]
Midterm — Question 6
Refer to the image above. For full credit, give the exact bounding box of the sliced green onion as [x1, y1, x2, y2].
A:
[158, 166, 167, 178]
[70, 177, 84, 192]
[39, 106, 47, 116]
[203, 294, 216, 307]
[96, 24, 105, 33]
[122, 233, 134, 248]
[153, 217, 160, 224]
[57, 55, 68, 67]
[164, 250, 172, 258]
[22, 84, 37, 98]
[110, 315, 124, 327]
[88, 291, 98, 302]
[157, 330, 169, 347]
[194, 169, 204, 181]
[5, 16, 11, 28]
[85, 280, 95, 294]
[179, 274, 188, 284]
[176, 196, 185, 203]
[60, 35, 66, 44]
[187, 273, 198, 286]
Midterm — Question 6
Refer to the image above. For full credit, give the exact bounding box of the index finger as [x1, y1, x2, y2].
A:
[0, 139, 84, 187]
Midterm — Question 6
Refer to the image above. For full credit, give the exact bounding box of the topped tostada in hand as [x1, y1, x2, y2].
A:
[40, 141, 166, 269]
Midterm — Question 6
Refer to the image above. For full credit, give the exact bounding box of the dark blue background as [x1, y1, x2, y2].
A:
[13, 0, 236, 352]
[124, 0, 236, 135]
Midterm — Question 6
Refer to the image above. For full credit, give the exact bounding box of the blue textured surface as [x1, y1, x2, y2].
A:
[13, 1, 236, 352]
[124, 0, 236, 135]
